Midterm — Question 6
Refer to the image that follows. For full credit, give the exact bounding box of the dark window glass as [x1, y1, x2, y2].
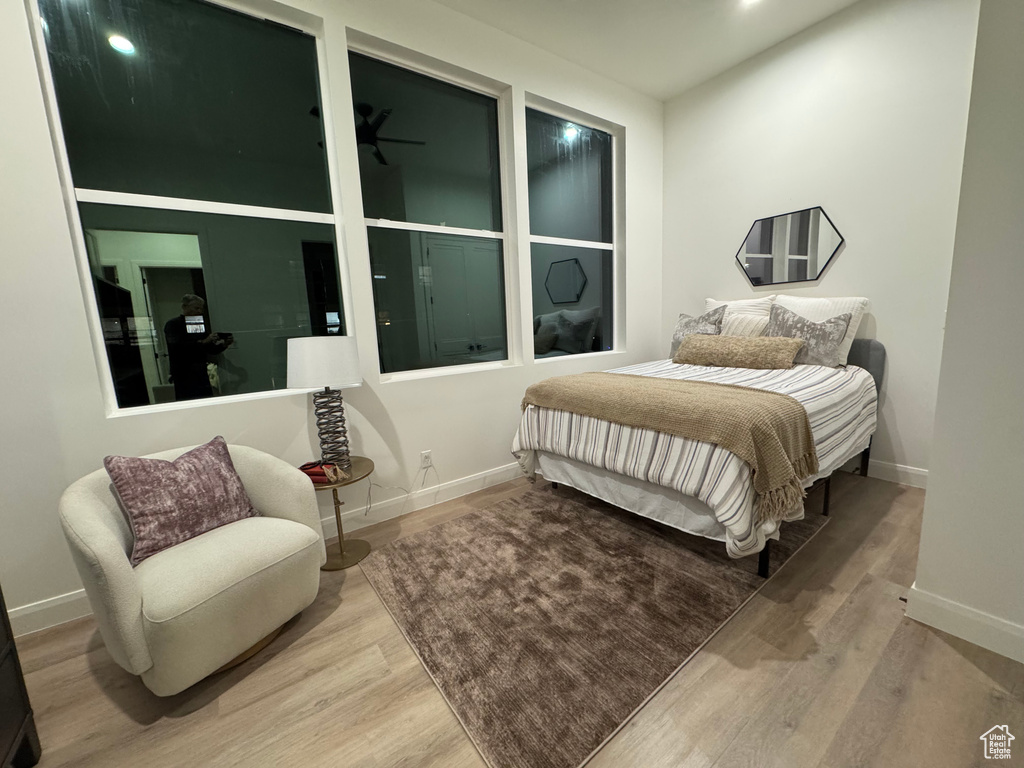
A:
[531, 243, 612, 358]
[526, 108, 612, 243]
[789, 209, 810, 256]
[39, 0, 332, 212]
[367, 227, 507, 373]
[79, 203, 343, 407]
[788, 260, 809, 282]
[349, 53, 502, 231]
[743, 256, 773, 286]
[746, 219, 774, 254]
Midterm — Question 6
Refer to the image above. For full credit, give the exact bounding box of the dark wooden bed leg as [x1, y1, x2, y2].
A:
[11, 713, 41, 768]
[758, 540, 771, 578]
[551, 482, 559, 490]
[822, 476, 831, 517]
[859, 442, 871, 477]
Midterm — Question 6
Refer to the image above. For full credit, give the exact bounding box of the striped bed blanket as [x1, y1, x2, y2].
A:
[512, 360, 878, 557]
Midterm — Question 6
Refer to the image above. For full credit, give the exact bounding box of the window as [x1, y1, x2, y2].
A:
[37, 0, 345, 408]
[349, 52, 507, 374]
[526, 108, 614, 358]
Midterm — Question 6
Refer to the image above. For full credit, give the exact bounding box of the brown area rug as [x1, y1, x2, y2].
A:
[361, 485, 827, 768]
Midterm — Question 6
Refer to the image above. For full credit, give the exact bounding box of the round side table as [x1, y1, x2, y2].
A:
[313, 456, 374, 570]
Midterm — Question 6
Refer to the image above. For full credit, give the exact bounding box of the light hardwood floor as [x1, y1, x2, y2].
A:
[15, 473, 1024, 768]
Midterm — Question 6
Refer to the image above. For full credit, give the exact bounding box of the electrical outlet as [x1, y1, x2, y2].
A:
[420, 450, 433, 469]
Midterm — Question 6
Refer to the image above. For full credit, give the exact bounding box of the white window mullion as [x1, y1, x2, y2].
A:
[364, 218, 503, 240]
[74, 188, 335, 225]
[528, 234, 614, 251]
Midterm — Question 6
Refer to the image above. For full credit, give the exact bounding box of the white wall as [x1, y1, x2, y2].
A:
[0, 0, 663, 632]
[906, 0, 1024, 664]
[661, 0, 979, 486]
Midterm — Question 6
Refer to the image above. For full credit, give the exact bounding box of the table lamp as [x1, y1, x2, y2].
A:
[287, 336, 362, 473]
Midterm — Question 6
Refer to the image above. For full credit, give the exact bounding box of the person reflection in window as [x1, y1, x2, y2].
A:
[164, 294, 233, 401]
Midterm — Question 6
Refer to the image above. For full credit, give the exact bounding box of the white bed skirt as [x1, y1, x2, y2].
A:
[534, 431, 870, 550]
[536, 452, 731, 542]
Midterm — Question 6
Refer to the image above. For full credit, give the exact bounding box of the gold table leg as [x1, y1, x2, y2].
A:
[321, 487, 371, 570]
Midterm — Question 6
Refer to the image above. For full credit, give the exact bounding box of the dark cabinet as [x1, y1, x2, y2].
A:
[0, 584, 40, 768]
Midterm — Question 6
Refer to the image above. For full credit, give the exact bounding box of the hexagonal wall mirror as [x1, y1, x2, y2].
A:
[736, 206, 844, 286]
[545, 258, 588, 304]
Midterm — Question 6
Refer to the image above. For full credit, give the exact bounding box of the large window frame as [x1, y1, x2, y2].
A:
[26, 0, 355, 416]
[523, 93, 625, 364]
[347, 34, 523, 383]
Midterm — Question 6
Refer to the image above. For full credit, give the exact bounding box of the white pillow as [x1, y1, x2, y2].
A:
[704, 295, 776, 337]
[774, 295, 869, 365]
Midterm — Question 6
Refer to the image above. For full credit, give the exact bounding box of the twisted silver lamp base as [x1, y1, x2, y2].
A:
[313, 386, 352, 472]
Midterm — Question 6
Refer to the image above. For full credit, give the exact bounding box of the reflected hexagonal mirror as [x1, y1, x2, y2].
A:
[736, 207, 844, 286]
[545, 258, 588, 304]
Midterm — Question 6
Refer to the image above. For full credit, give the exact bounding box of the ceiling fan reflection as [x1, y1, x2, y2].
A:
[354, 102, 426, 166]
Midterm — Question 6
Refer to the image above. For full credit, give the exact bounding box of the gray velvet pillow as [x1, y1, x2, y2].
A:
[534, 323, 559, 355]
[104, 436, 257, 566]
[553, 308, 600, 354]
[764, 304, 852, 367]
[669, 305, 725, 357]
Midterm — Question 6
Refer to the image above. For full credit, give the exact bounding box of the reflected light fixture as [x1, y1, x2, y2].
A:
[741, 0, 762, 7]
[108, 34, 135, 54]
[563, 124, 579, 141]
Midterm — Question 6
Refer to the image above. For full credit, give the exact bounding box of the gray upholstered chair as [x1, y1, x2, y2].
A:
[59, 444, 326, 696]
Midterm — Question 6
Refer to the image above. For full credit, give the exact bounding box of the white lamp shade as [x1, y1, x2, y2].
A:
[287, 336, 362, 389]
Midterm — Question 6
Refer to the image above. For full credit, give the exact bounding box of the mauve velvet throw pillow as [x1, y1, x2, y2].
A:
[104, 436, 257, 566]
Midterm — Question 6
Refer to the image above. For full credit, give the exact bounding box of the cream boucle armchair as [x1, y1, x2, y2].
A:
[59, 444, 326, 696]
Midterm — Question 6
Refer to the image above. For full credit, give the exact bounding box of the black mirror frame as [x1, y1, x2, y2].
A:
[545, 257, 588, 304]
[735, 206, 844, 287]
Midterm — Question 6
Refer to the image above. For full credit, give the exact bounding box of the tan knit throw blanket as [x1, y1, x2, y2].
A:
[522, 372, 819, 524]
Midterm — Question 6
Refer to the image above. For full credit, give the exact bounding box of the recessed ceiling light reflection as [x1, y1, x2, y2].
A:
[108, 34, 135, 54]
[741, 0, 763, 7]
[563, 125, 579, 141]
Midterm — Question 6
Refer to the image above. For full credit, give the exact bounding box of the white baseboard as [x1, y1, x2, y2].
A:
[841, 457, 928, 488]
[906, 583, 1024, 664]
[320, 461, 523, 539]
[9, 589, 92, 638]
[868, 459, 928, 488]
[6, 462, 526, 638]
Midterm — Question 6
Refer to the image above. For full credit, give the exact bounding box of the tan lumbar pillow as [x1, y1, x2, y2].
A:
[672, 334, 805, 370]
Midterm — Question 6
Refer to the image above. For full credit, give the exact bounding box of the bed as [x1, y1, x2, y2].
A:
[512, 338, 885, 576]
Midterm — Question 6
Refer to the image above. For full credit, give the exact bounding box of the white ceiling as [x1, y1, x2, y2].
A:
[431, 0, 866, 101]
